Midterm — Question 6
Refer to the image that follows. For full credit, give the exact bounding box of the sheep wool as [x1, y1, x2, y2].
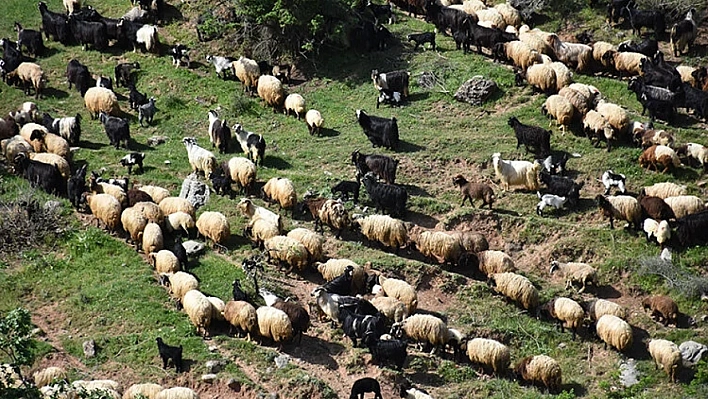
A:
[559, 87, 591, 116]
[549, 62, 573, 91]
[649, 339, 682, 382]
[284, 93, 306, 119]
[154, 387, 199, 399]
[167, 271, 199, 301]
[450, 230, 488, 252]
[196, 211, 231, 245]
[592, 41, 616, 68]
[149, 250, 180, 274]
[287, 227, 324, 261]
[262, 177, 297, 214]
[597, 195, 642, 229]
[29, 153, 70, 179]
[32, 366, 67, 388]
[264, 235, 309, 271]
[86, 193, 122, 231]
[379, 275, 418, 313]
[315, 259, 365, 293]
[247, 217, 280, 248]
[139, 185, 171, 204]
[550, 260, 597, 293]
[519, 31, 552, 57]
[526, 63, 557, 93]
[677, 65, 697, 86]
[370, 296, 408, 323]
[397, 314, 448, 347]
[663, 195, 706, 218]
[596, 100, 629, 136]
[72, 380, 121, 394]
[639, 145, 680, 172]
[222, 157, 257, 193]
[476, 8, 506, 30]
[642, 182, 687, 199]
[33, 132, 70, 160]
[122, 207, 148, 243]
[355, 214, 408, 251]
[319, 199, 351, 233]
[257, 75, 285, 110]
[583, 110, 614, 142]
[123, 383, 164, 399]
[548, 297, 585, 333]
[643, 218, 671, 245]
[501, 41, 539, 71]
[237, 198, 282, 231]
[165, 211, 195, 236]
[159, 197, 195, 218]
[232, 56, 260, 94]
[416, 230, 462, 264]
[586, 298, 626, 321]
[142, 222, 163, 255]
[596, 314, 633, 352]
[305, 109, 324, 136]
[2, 136, 33, 163]
[223, 300, 258, 341]
[256, 306, 293, 344]
[182, 289, 214, 337]
[489, 272, 539, 310]
[466, 338, 511, 375]
[477, 250, 516, 276]
[20, 123, 49, 152]
[542, 95, 574, 133]
[515, 355, 562, 393]
[494, 2, 522, 27]
[84, 87, 121, 118]
[207, 296, 226, 321]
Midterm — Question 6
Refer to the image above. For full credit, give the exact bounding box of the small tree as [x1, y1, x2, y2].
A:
[0, 308, 41, 399]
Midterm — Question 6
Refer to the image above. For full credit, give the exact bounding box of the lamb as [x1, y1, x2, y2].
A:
[315, 259, 365, 294]
[232, 56, 260, 95]
[196, 211, 230, 246]
[349, 377, 383, 399]
[284, 94, 306, 120]
[32, 366, 67, 388]
[223, 300, 257, 340]
[545, 33, 592, 72]
[514, 355, 562, 393]
[541, 297, 585, 339]
[595, 195, 642, 230]
[536, 192, 568, 216]
[353, 214, 408, 252]
[118, 152, 145, 175]
[465, 338, 511, 376]
[124, 383, 164, 399]
[154, 387, 199, 399]
[257, 75, 285, 111]
[264, 235, 309, 273]
[233, 124, 266, 166]
[7, 62, 46, 99]
[452, 174, 494, 209]
[488, 272, 539, 310]
[29, 153, 70, 179]
[168, 43, 190, 68]
[676, 143, 708, 169]
[155, 337, 183, 373]
[663, 195, 706, 218]
[84, 87, 120, 119]
[601, 170, 626, 194]
[370, 296, 408, 323]
[331, 180, 360, 203]
[305, 109, 324, 136]
[158, 197, 194, 218]
[643, 218, 671, 246]
[255, 306, 293, 347]
[648, 339, 682, 382]
[377, 275, 418, 313]
[362, 172, 408, 217]
[221, 157, 257, 195]
[406, 32, 436, 51]
[414, 230, 462, 265]
[522, 63, 557, 94]
[549, 260, 598, 293]
[149, 250, 180, 274]
[639, 145, 680, 173]
[138, 97, 157, 127]
[142, 222, 163, 255]
[351, 150, 398, 184]
[83, 193, 122, 231]
[287, 228, 324, 262]
[262, 177, 297, 216]
[541, 95, 574, 134]
[492, 152, 541, 192]
[585, 299, 627, 321]
[392, 314, 448, 354]
[28, 130, 70, 160]
[642, 295, 678, 326]
[182, 137, 216, 177]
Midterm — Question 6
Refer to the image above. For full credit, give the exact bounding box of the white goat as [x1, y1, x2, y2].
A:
[182, 137, 216, 177]
[536, 192, 568, 216]
[601, 170, 626, 195]
[492, 152, 541, 191]
[206, 55, 233, 79]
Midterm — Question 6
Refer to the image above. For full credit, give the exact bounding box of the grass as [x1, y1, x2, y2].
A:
[2, 0, 708, 397]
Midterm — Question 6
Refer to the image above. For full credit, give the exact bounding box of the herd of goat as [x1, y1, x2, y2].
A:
[2, 0, 708, 398]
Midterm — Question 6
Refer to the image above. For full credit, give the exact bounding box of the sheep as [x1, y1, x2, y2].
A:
[494, 41, 540, 71]
[232, 56, 260, 95]
[642, 295, 678, 326]
[592, 41, 616, 69]
[465, 338, 511, 376]
[124, 383, 164, 399]
[450, 230, 489, 253]
[284, 94, 306, 120]
[596, 314, 635, 353]
[595, 194, 642, 230]
[514, 355, 562, 393]
[260, 289, 310, 344]
[233, 124, 266, 166]
[182, 289, 214, 337]
[639, 145, 680, 173]
[641, 182, 686, 200]
[545, 33, 591, 72]
[494, 2, 522, 28]
[522, 63, 557, 94]
[256, 306, 293, 346]
[370, 296, 408, 324]
[223, 300, 257, 340]
[220, 157, 257, 195]
[1, 135, 32, 164]
[138, 97, 157, 127]
[244, 217, 279, 249]
[287, 228, 324, 262]
[542, 297, 585, 339]
[154, 387, 199, 399]
[164, 271, 199, 301]
[548, 62, 572, 91]
[676, 143, 708, 169]
[72, 380, 120, 397]
[28, 130, 70, 160]
[350, 377, 382, 399]
[207, 296, 226, 321]
[602, 50, 646, 77]
[121, 206, 148, 245]
[84, 87, 120, 119]
[475, 8, 506, 30]
[305, 109, 324, 136]
[196, 211, 230, 246]
[318, 198, 352, 238]
[414, 230, 462, 265]
[158, 197, 194, 219]
[492, 152, 541, 192]
[488, 272, 539, 310]
[541, 95, 574, 134]
[257, 75, 285, 111]
[585, 299, 627, 321]
[353, 214, 408, 253]
[643, 218, 671, 246]
[649, 339, 682, 382]
[595, 100, 629, 139]
[263, 236, 308, 272]
[83, 193, 122, 231]
[377, 275, 418, 313]
[182, 137, 216, 177]
[149, 250, 180, 274]
[392, 314, 448, 354]
[141, 222, 163, 255]
[639, 195, 675, 221]
[19, 123, 47, 152]
[32, 366, 66, 388]
[28, 153, 69, 179]
[262, 177, 297, 216]
[237, 198, 282, 231]
[549, 260, 598, 293]
[518, 30, 553, 57]
[452, 174, 494, 209]
[559, 87, 592, 116]
[315, 259, 365, 294]
[663, 195, 706, 219]
[163, 212, 194, 237]
[7, 62, 46, 99]
[132, 201, 164, 226]
[462, 250, 516, 278]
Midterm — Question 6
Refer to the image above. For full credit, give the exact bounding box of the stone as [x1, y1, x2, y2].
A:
[618, 358, 639, 387]
[201, 374, 217, 383]
[82, 339, 95, 358]
[454, 76, 498, 106]
[205, 360, 224, 373]
[182, 240, 205, 256]
[680, 340, 708, 367]
[274, 354, 290, 369]
[147, 135, 168, 146]
[180, 173, 210, 209]
[227, 378, 241, 392]
[208, 345, 218, 352]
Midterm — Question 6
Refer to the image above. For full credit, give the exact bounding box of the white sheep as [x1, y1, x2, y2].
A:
[142, 222, 163, 255]
[318, 199, 351, 238]
[414, 229, 462, 264]
[476, 8, 506, 30]
[559, 86, 592, 116]
[287, 227, 324, 262]
[592, 41, 616, 69]
[29, 153, 70, 179]
[595, 314, 633, 352]
[595, 194, 642, 230]
[149, 250, 180, 274]
[514, 355, 562, 393]
[393, 314, 448, 354]
[595, 100, 629, 137]
[465, 338, 511, 375]
[165, 211, 195, 236]
[370, 296, 408, 323]
[246, 217, 280, 248]
[182, 289, 214, 337]
[541, 95, 574, 133]
[602, 50, 646, 77]
[678, 142, 708, 168]
[237, 198, 282, 231]
[584, 298, 626, 321]
[676, 65, 697, 86]
[450, 230, 489, 253]
[524, 63, 557, 93]
[519, 31, 553, 57]
[20, 122, 49, 152]
[158, 197, 195, 219]
[284, 93, 306, 120]
[544, 297, 585, 339]
[223, 300, 258, 340]
[549, 260, 597, 293]
[489, 272, 539, 310]
[207, 296, 226, 321]
[72, 380, 121, 395]
[305, 109, 324, 136]
[155, 387, 199, 399]
[121, 206, 148, 245]
[262, 177, 297, 215]
[32, 366, 67, 388]
[256, 306, 293, 346]
[222, 157, 257, 194]
[498, 41, 540, 71]
[84, 193, 122, 231]
[642, 182, 687, 199]
[138, 185, 170, 204]
[257, 75, 285, 111]
[182, 137, 216, 177]
[7, 62, 46, 99]
[643, 218, 671, 245]
[648, 339, 682, 382]
[663, 195, 706, 218]
[263, 235, 309, 272]
[473, 250, 516, 277]
[492, 152, 541, 191]
[378, 275, 417, 313]
[123, 383, 164, 399]
[166, 271, 199, 301]
[494, 2, 522, 28]
[315, 259, 365, 293]
[196, 211, 231, 246]
[549, 62, 573, 91]
[84, 87, 120, 119]
[232, 56, 260, 95]
[354, 214, 408, 252]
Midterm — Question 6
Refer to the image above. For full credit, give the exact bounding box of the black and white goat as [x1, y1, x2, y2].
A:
[355, 109, 399, 151]
[169, 43, 190, 68]
[600, 170, 626, 195]
[41, 112, 81, 145]
[95, 75, 113, 91]
[367, 1, 394, 24]
[371, 69, 410, 98]
[617, 38, 658, 57]
[376, 88, 402, 109]
[670, 8, 697, 56]
[120, 152, 145, 174]
[233, 123, 266, 166]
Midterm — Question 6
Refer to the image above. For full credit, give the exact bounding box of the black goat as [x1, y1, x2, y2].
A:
[363, 331, 407, 370]
[352, 150, 398, 184]
[508, 117, 551, 158]
[128, 83, 148, 110]
[621, 7, 665, 36]
[367, 1, 394, 24]
[372, 70, 410, 99]
[99, 112, 130, 149]
[607, 0, 635, 23]
[453, 27, 471, 53]
[540, 171, 583, 205]
[38, 2, 71, 44]
[119, 152, 145, 174]
[115, 61, 140, 88]
[66, 59, 93, 97]
[14, 153, 65, 196]
[68, 15, 108, 51]
[0, 116, 19, 139]
[628, 76, 683, 105]
[674, 210, 708, 247]
[617, 38, 658, 57]
[362, 172, 408, 217]
[214, 122, 231, 154]
[339, 306, 386, 347]
[322, 265, 354, 296]
[75, 6, 121, 42]
[14, 22, 44, 57]
[155, 337, 183, 373]
[425, 0, 469, 36]
[0, 39, 23, 83]
[67, 164, 87, 208]
[465, 22, 517, 54]
[232, 279, 249, 302]
[640, 96, 677, 124]
[356, 109, 399, 151]
[331, 180, 360, 203]
[407, 32, 435, 51]
[350, 377, 383, 399]
[210, 170, 231, 196]
[680, 83, 708, 120]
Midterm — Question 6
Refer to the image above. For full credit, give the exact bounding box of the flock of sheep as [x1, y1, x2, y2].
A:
[2, 0, 708, 398]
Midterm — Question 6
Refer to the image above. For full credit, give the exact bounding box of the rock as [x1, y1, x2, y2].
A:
[180, 173, 210, 210]
[680, 341, 708, 367]
[43, 200, 62, 214]
[618, 358, 639, 387]
[201, 374, 217, 383]
[82, 339, 95, 358]
[454, 76, 498, 106]
[208, 345, 218, 352]
[182, 240, 205, 256]
[206, 360, 224, 373]
[557, 342, 567, 349]
[147, 135, 168, 146]
[274, 354, 290, 369]
[30, 327, 44, 337]
[227, 378, 241, 392]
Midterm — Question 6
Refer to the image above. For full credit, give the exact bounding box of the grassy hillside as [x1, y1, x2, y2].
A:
[1, 0, 708, 398]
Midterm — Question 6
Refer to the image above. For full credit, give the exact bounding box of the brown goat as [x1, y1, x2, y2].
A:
[642, 295, 678, 326]
[639, 145, 680, 173]
[452, 174, 494, 209]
